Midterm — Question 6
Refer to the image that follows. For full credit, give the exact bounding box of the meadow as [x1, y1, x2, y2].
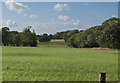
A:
[2, 40, 118, 81]
[37, 39, 68, 48]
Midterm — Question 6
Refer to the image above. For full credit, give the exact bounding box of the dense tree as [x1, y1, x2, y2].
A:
[31, 31, 37, 47]
[66, 34, 78, 48]
[98, 18, 120, 49]
[1, 17, 120, 49]
[21, 26, 37, 46]
[49, 34, 54, 39]
[2, 27, 10, 46]
[64, 30, 79, 42]
[53, 32, 66, 39]
[2, 26, 37, 47]
[67, 17, 120, 49]
[13, 34, 21, 46]
[38, 33, 51, 42]
[53, 30, 79, 41]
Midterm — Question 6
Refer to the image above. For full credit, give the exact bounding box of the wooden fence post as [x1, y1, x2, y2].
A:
[99, 72, 106, 83]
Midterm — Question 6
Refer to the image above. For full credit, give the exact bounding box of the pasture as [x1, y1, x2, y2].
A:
[37, 39, 68, 48]
[2, 41, 118, 81]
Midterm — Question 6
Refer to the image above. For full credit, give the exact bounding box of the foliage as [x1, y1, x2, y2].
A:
[1, 26, 37, 47]
[53, 32, 66, 39]
[53, 30, 79, 41]
[2, 27, 10, 46]
[98, 17, 120, 49]
[67, 17, 120, 49]
[66, 34, 78, 48]
[49, 34, 54, 39]
[2, 17, 120, 49]
[38, 33, 51, 42]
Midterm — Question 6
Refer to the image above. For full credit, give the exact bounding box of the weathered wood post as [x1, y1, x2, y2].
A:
[99, 72, 106, 83]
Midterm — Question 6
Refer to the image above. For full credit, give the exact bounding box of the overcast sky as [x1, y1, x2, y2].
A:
[2, 0, 118, 34]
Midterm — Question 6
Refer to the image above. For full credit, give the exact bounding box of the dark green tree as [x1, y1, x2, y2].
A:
[13, 34, 21, 46]
[39, 33, 51, 42]
[67, 17, 120, 49]
[99, 18, 120, 49]
[20, 26, 37, 46]
[2, 27, 10, 46]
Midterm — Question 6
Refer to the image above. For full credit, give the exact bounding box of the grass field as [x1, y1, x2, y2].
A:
[2, 45, 118, 81]
[2, 40, 119, 81]
[38, 39, 68, 48]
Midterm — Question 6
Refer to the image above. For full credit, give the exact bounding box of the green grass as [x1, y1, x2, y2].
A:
[38, 39, 68, 48]
[2, 46, 118, 81]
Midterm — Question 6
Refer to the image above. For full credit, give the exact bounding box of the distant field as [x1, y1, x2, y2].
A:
[50, 39, 65, 42]
[2, 46, 118, 81]
[38, 39, 68, 48]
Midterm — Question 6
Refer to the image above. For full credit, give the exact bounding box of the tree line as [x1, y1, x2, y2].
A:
[1, 26, 37, 47]
[66, 17, 120, 49]
[1, 26, 80, 47]
[1, 17, 120, 49]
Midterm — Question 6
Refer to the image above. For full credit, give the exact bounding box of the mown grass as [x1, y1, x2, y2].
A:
[2, 46, 118, 81]
[37, 39, 68, 48]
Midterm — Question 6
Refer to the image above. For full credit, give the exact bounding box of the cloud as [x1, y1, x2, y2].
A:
[73, 19, 80, 26]
[58, 15, 70, 21]
[23, 14, 28, 17]
[30, 14, 37, 19]
[51, 18, 55, 21]
[6, 20, 17, 28]
[1, 19, 86, 35]
[5, 0, 29, 14]
[30, 22, 84, 34]
[57, 15, 81, 26]
[30, 17, 82, 34]
[54, 3, 69, 11]
[2, 19, 28, 32]
[2, 19, 17, 28]
[112, 14, 117, 17]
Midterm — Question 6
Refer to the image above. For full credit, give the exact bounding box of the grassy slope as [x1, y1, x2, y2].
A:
[2, 46, 118, 81]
